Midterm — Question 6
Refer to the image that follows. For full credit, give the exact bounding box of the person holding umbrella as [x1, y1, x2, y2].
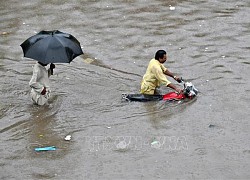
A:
[21, 30, 84, 105]
[29, 62, 55, 105]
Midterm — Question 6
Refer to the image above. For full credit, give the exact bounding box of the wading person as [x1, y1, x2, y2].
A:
[140, 50, 182, 95]
[29, 62, 55, 105]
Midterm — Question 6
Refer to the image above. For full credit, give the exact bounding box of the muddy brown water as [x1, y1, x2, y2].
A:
[0, 0, 250, 179]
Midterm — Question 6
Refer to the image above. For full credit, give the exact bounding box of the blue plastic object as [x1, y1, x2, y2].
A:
[34, 146, 56, 152]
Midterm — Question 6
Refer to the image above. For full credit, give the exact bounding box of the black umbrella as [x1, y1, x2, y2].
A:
[20, 30, 83, 64]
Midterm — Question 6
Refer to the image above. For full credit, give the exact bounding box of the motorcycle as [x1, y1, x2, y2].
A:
[122, 79, 198, 102]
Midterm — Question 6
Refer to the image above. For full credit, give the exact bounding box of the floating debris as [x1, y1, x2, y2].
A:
[34, 146, 56, 152]
[151, 140, 161, 149]
[83, 58, 94, 64]
[64, 135, 72, 141]
[170, 6, 175, 10]
[116, 141, 127, 150]
[208, 124, 215, 128]
[1, 32, 8, 35]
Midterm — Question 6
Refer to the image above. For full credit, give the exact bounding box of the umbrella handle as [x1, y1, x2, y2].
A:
[50, 63, 55, 75]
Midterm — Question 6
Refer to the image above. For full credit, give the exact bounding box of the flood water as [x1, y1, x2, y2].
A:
[1, 0, 250, 179]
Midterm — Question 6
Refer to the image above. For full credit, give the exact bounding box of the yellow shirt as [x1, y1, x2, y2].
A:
[140, 59, 171, 95]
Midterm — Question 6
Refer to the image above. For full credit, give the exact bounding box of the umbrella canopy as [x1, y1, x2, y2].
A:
[20, 30, 83, 64]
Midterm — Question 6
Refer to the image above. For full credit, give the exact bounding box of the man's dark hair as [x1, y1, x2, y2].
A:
[155, 50, 166, 60]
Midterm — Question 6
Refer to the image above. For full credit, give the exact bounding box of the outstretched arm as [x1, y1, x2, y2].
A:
[167, 83, 182, 94]
[164, 69, 182, 83]
[153, 67, 182, 93]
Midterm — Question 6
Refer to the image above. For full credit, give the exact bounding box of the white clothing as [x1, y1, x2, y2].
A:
[29, 62, 52, 105]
